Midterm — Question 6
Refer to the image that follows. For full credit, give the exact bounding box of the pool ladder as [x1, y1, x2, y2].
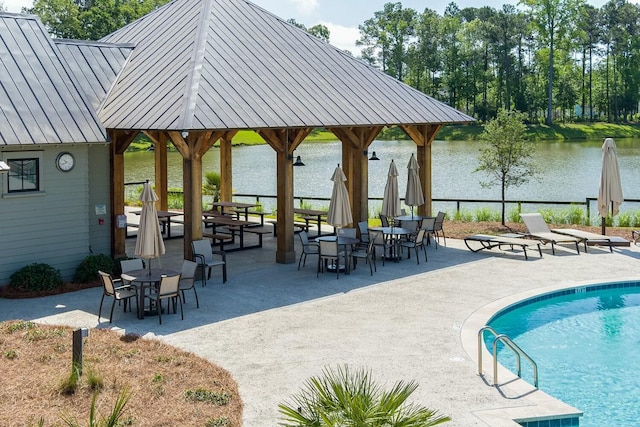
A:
[478, 326, 539, 388]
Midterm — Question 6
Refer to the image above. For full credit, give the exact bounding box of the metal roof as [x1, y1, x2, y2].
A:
[55, 39, 135, 114]
[0, 13, 109, 145]
[99, 0, 474, 131]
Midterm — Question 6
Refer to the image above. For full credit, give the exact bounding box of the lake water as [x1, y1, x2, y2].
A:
[125, 139, 640, 214]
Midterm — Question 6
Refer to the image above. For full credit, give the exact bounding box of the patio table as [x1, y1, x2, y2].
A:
[121, 268, 179, 319]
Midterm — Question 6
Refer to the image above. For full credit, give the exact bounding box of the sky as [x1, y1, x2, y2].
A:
[1, 0, 626, 54]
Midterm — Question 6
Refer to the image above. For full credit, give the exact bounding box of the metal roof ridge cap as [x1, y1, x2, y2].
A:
[179, 0, 213, 131]
[98, 44, 137, 117]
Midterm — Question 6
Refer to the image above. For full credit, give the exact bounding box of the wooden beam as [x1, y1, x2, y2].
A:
[258, 128, 312, 264]
[399, 125, 442, 216]
[109, 130, 134, 258]
[399, 124, 442, 147]
[217, 131, 238, 203]
[155, 132, 168, 211]
[329, 127, 383, 223]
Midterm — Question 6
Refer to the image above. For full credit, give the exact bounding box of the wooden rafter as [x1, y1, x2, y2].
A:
[399, 124, 442, 146]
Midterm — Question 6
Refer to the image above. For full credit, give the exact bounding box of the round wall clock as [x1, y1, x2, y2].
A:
[56, 152, 75, 172]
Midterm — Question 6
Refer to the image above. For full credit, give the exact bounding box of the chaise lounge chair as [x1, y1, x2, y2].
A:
[520, 213, 582, 255]
[464, 234, 543, 260]
[549, 227, 614, 253]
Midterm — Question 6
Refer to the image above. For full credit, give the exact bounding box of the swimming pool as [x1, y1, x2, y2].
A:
[486, 281, 640, 427]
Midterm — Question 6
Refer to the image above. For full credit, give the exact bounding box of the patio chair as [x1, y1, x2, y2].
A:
[399, 229, 428, 264]
[369, 229, 392, 266]
[191, 239, 227, 285]
[420, 217, 437, 247]
[350, 233, 377, 275]
[179, 260, 199, 308]
[297, 230, 319, 270]
[520, 213, 581, 254]
[98, 271, 138, 323]
[432, 211, 446, 247]
[379, 214, 390, 227]
[119, 258, 144, 286]
[317, 239, 348, 279]
[145, 274, 182, 324]
[357, 221, 369, 243]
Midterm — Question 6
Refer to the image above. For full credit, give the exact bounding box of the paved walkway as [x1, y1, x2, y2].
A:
[1, 230, 638, 426]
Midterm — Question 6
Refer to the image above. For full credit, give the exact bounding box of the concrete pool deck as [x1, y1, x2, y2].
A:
[1, 230, 638, 426]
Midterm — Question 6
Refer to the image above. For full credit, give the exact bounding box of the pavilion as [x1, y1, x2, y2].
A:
[97, 0, 474, 263]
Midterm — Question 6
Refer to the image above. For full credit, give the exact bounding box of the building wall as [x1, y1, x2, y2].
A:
[0, 145, 111, 285]
[87, 144, 111, 257]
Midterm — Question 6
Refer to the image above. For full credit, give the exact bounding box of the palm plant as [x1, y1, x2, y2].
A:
[203, 171, 221, 208]
[278, 365, 451, 427]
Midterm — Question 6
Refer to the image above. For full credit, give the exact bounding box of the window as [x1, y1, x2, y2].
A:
[8, 158, 40, 192]
[2, 151, 43, 194]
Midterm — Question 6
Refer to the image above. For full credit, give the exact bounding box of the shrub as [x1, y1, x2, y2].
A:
[74, 255, 117, 283]
[9, 263, 63, 292]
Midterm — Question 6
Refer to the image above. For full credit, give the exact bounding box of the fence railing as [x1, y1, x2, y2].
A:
[232, 193, 640, 221]
[124, 182, 640, 225]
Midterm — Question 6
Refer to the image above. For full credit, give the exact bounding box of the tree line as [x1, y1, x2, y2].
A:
[357, 0, 640, 125]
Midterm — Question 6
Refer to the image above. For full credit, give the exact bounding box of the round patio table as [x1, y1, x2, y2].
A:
[370, 227, 412, 262]
[122, 268, 179, 318]
[315, 236, 360, 274]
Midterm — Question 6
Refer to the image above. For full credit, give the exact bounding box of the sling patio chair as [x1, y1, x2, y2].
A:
[520, 213, 582, 254]
[297, 230, 319, 270]
[191, 239, 227, 285]
[98, 271, 138, 323]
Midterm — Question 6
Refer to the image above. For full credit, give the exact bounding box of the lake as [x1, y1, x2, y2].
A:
[125, 139, 640, 215]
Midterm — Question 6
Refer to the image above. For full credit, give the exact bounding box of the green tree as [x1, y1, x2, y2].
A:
[287, 19, 331, 43]
[278, 365, 451, 427]
[27, 0, 168, 40]
[519, 0, 581, 125]
[475, 109, 538, 225]
[357, 2, 417, 80]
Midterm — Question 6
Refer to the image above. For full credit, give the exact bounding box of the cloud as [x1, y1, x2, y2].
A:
[321, 21, 361, 56]
[291, 0, 318, 17]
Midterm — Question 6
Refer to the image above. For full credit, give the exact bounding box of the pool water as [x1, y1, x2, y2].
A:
[487, 284, 640, 427]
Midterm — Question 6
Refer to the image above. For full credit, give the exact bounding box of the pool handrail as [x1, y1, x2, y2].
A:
[478, 326, 539, 389]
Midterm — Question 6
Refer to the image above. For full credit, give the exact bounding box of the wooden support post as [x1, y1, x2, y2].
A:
[399, 124, 442, 217]
[220, 136, 233, 203]
[110, 130, 137, 259]
[155, 132, 168, 211]
[330, 127, 382, 224]
[275, 149, 295, 263]
[258, 128, 311, 264]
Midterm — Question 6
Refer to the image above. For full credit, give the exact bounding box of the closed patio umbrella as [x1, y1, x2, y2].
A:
[597, 138, 623, 235]
[381, 160, 401, 219]
[405, 153, 424, 218]
[135, 180, 166, 274]
[327, 165, 353, 228]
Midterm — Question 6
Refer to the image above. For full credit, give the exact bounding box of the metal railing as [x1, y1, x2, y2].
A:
[123, 185, 640, 222]
[478, 326, 539, 389]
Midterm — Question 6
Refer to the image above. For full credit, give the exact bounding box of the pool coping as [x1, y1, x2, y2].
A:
[460, 276, 640, 426]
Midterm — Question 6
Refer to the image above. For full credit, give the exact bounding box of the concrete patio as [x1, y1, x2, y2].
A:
[1, 226, 638, 426]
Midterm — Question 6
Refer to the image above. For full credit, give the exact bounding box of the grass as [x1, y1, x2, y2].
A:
[0, 321, 242, 426]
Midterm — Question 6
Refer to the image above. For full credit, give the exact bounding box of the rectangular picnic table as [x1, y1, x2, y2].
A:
[203, 216, 268, 251]
[210, 201, 257, 221]
[131, 210, 183, 239]
[294, 208, 330, 237]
